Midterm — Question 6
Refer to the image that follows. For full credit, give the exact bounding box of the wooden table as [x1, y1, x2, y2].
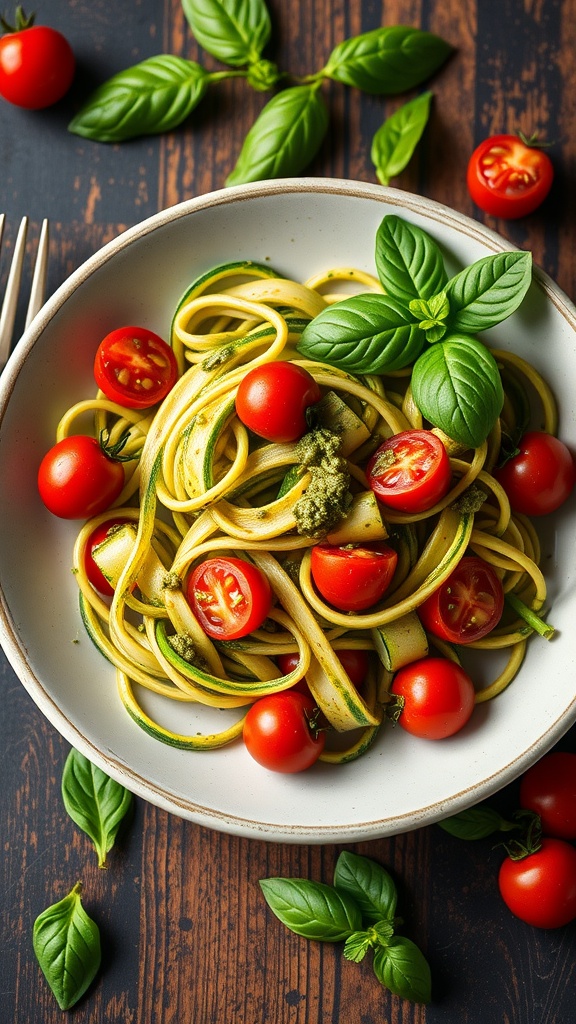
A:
[2, 2, 576, 1020]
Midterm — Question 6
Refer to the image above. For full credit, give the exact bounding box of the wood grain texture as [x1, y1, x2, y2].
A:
[1, 2, 576, 1021]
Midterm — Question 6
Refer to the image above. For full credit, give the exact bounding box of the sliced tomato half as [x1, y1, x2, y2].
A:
[187, 556, 272, 640]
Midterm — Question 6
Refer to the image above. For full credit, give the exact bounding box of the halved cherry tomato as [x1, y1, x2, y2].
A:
[243, 691, 325, 772]
[277, 649, 370, 694]
[494, 431, 575, 516]
[367, 430, 452, 513]
[235, 361, 321, 442]
[186, 556, 272, 640]
[519, 752, 576, 841]
[94, 326, 178, 410]
[310, 542, 398, 612]
[498, 838, 576, 928]
[417, 556, 504, 644]
[84, 518, 132, 596]
[38, 435, 125, 519]
[467, 134, 554, 219]
[0, 10, 75, 109]
[390, 657, 475, 739]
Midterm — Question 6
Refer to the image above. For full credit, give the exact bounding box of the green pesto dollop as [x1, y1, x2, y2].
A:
[293, 427, 352, 537]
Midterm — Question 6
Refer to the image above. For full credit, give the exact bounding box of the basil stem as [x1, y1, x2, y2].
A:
[68, 55, 217, 142]
[259, 877, 363, 941]
[61, 748, 133, 868]
[505, 592, 555, 639]
[371, 91, 432, 186]
[181, 0, 271, 67]
[322, 26, 453, 94]
[33, 882, 101, 1011]
[226, 84, 329, 185]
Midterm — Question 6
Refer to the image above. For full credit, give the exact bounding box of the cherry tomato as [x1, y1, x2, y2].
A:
[277, 649, 370, 694]
[84, 517, 132, 596]
[243, 691, 325, 772]
[367, 430, 452, 513]
[0, 10, 75, 109]
[94, 326, 178, 410]
[520, 752, 576, 840]
[390, 657, 475, 739]
[38, 435, 125, 519]
[467, 134, 554, 219]
[417, 556, 504, 644]
[310, 542, 398, 612]
[494, 431, 575, 516]
[235, 361, 321, 443]
[498, 838, 576, 928]
[186, 556, 272, 640]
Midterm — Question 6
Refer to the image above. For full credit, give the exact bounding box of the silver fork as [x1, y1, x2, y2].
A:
[0, 215, 49, 373]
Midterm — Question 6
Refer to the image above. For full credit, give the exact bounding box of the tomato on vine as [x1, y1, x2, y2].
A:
[38, 433, 128, 519]
[243, 691, 325, 773]
[0, 7, 75, 109]
[467, 133, 554, 219]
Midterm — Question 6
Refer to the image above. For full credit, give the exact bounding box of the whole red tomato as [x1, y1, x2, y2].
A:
[243, 691, 325, 772]
[0, 8, 75, 109]
[495, 431, 575, 516]
[390, 657, 475, 739]
[38, 435, 126, 519]
[467, 134, 553, 219]
[367, 429, 452, 514]
[235, 361, 321, 442]
[519, 752, 576, 840]
[310, 542, 398, 612]
[277, 649, 370, 694]
[498, 838, 576, 928]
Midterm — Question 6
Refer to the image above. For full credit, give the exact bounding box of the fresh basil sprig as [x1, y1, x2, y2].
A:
[181, 0, 271, 67]
[371, 91, 432, 186]
[226, 84, 329, 184]
[32, 882, 101, 1011]
[260, 851, 431, 1004]
[68, 55, 213, 143]
[298, 215, 532, 447]
[321, 26, 453, 94]
[61, 748, 133, 868]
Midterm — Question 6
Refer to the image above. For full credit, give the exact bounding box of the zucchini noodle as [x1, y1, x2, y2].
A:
[60, 257, 560, 763]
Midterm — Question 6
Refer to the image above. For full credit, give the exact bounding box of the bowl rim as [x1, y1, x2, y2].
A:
[1, 176, 576, 843]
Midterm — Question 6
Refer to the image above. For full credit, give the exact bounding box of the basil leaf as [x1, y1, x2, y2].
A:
[226, 85, 329, 184]
[438, 805, 515, 840]
[411, 334, 504, 448]
[297, 292, 425, 374]
[68, 55, 210, 142]
[33, 882, 101, 1011]
[373, 936, 432, 1004]
[62, 748, 133, 868]
[334, 851, 397, 924]
[371, 91, 432, 186]
[445, 251, 532, 333]
[375, 214, 448, 304]
[323, 27, 453, 95]
[259, 877, 362, 941]
[181, 0, 271, 66]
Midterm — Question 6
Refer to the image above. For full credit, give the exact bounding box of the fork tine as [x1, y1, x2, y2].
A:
[25, 218, 49, 329]
[0, 216, 29, 368]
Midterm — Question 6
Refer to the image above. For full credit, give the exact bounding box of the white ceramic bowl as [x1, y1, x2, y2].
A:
[1, 178, 575, 843]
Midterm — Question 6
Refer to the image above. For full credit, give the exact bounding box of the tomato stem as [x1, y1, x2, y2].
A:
[0, 5, 35, 33]
[501, 809, 542, 860]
